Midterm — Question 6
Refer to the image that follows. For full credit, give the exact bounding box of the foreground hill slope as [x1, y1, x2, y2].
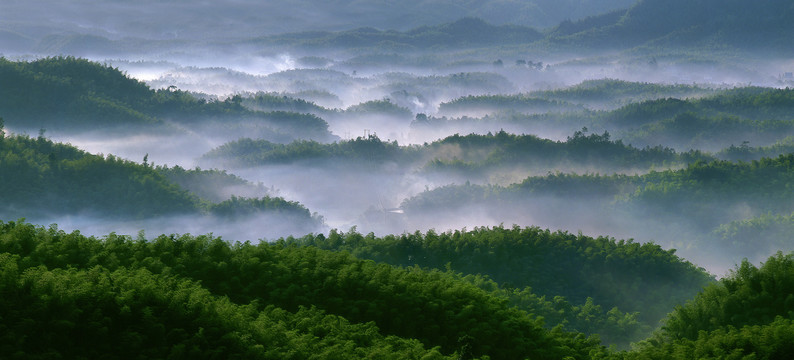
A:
[0, 220, 609, 360]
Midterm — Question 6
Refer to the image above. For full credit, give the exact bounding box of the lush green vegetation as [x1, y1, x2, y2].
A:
[718, 136, 794, 162]
[625, 155, 794, 231]
[423, 87, 794, 152]
[403, 154, 794, 262]
[0, 127, 318, 225]
[289, 225, 714, 347]
[0, 220, 617, 359]
[5, 219, 794, 359]
[423, 130, 710, 180]
[623, 252, 794, 359]
[0, 131, 198, 219]
[0, 57, 332, 141]
[345, 100, 413, 118]
[202, 135, 411, 167]
[203, 130, 710, 183]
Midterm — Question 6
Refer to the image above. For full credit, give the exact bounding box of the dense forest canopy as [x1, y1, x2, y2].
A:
[3, 0, 794, 357]
[0, 128, 323, 237]
[0, 57, 335, 142]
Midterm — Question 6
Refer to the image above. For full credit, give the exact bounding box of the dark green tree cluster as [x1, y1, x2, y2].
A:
[717, 136, 794, 162]
[290, 225, 713, 347]
[423, 86, 794, 153]
[203, 135, 415, 167]
[345, 99, 413, 118]
[404, 153, 794, 261]
[605, 88, 794, 149]
[420, 129, 708, 181]
[0, 220, 609, 359]
[0, 132, 198, 219]
[710, 212, 794, 260]
[0, 56, 157, 128]
[0, 57, 333, 141]
[0, 252, 448, 359]
[0, 133, 320, 225]
[209, 196, 317, 223]
[626, 154, 794, 230]
[623, 252, 794, 359]
[205, 129, 710, 179]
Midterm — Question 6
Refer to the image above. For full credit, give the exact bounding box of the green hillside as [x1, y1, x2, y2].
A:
[0, 220, 612, 360]
[0, 57, 333, 141]
[0, 127, 318, 225]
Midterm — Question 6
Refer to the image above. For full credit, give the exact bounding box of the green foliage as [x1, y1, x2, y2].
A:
[710, 212, 794, 260]
[346, 99, 412, 118]
[290, 225, 714, 347]
[0, 134, 319, 223]
[206, 130, 709, 181]
[0, 57, 332, 140]
[0, 220, 609, 359]
[0, 252, 448, 359]
[625, 252, 794, 359]
[209, 196, 316, 221]
[626, 154, 794, 230]
[717, 136, 794, 162]
[203, 135, 414, 167]
[0, 134, 199, 219]
[664, 252, 794, 340]
[0, 56, 157, 128]
[405, 153, 794, 261]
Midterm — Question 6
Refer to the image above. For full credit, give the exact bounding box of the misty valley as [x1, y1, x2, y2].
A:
[3, 0, 794, 359]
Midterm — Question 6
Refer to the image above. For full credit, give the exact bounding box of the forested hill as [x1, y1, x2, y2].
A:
[202, 130, 708, 178]
[2, 218, 793, 358]
[401, 154, 794, 265]
[290, 225, 714, 346]
[0, 57, 333, 141]
[0, 220, 610, 360]
[625, 252, 794, 359]
[0, 127, 319, 227]
[548, 0, 794, 52]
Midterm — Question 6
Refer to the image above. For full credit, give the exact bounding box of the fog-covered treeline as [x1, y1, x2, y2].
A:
[4, 0, 794, 358]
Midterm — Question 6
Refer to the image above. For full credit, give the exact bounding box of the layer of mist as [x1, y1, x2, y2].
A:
[4, 1, 794, 278]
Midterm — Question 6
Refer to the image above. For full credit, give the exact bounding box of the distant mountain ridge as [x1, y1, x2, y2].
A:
[260, 0, 794, 54]
[6, 0, 791, 57]
[256, 17, 544, 50]
[549, 0, 794, 52]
